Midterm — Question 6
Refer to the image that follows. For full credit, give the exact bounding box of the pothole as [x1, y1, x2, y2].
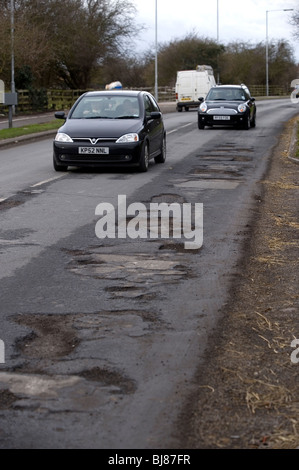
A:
[190, 168, 243, 178]
[175, 179, 240, 190]
[197, 155, 252, 162]
[68, 252, 189, 283]
[0, 389, 18, 409]
[159, 241, 202, 254]
[150, 193, 187, 204]
[15, 315, 80, 359]
[0, 199, 23, 211]
[79, 367, 136, 394]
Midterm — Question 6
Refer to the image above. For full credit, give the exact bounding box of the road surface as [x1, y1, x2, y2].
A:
[0, 99, 298, 449]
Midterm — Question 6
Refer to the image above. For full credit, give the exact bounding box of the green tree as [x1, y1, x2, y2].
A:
[290, 9, 299, 41]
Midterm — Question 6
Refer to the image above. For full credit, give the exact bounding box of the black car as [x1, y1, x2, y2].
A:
[198, 84, 256, 130]
[53, 90, 166, 172]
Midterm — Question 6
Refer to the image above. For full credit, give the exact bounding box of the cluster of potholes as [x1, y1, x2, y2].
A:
[0, 192, 198, 411]
[0, 143, 254, 412]
[0, 310, 148, 410]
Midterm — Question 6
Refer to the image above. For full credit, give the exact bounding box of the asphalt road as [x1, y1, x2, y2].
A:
[0, 99, 298, 449]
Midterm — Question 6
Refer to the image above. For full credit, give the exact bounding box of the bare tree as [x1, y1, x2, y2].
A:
[0, 0, 140, 88]
[290, 9, 299, 40]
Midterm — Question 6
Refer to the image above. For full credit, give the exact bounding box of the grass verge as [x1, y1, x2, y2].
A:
[0, 120, 61, 140]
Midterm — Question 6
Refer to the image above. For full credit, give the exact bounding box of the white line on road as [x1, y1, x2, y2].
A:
[31, 174, 66, 188]
[167, 122, 194, 135]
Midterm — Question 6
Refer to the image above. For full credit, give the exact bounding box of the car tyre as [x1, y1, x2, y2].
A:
[155, 136, 166, 164]
[53, 155, 68, 172]
[243, 114, 250, 130]
[198, 118, 205, 130]
[138, 142, 149, 172]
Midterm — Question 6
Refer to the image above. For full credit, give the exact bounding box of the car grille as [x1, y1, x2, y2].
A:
[72, 137, 117, 144]
[207, 108, 237, 115]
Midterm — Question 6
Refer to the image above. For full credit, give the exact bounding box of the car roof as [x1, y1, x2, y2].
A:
[211, 85, 247, 89]
[83, 90, 145, 98]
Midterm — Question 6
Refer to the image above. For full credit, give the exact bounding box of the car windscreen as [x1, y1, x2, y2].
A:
[70, 96, 141, 119]
[207, 88, 246, 101]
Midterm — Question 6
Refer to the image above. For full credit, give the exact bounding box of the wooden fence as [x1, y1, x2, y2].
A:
[0, 85, 291, 115]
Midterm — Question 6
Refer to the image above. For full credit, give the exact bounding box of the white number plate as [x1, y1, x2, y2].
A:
[213, 116, 230, 120]
[79, 147, 109, 155]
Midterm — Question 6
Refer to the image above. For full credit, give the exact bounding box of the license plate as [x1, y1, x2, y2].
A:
[213, 116, 230, 120]
[181, 97, 191, 101]
[79, 147, 109, 155]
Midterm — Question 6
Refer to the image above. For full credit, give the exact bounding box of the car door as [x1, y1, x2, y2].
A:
[144, 94, 163, 156]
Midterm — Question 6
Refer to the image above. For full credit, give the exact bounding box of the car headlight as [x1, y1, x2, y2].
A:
[199, 103, 208, 113]
[238, 104, 247, 113]
[116, 133, 139, 143]
[55, 133, 73, 143]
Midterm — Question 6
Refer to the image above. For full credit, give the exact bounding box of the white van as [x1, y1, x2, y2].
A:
[175, 65, 216, 112]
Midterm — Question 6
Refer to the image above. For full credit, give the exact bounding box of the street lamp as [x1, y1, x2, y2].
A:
[155, 0, 158, 101]
[216, 0, 220, 84]
[11, 0, 15, 96]
[266, 8, 293, 97]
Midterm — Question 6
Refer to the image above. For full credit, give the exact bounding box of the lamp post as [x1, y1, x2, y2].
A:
[266, 8, 293, 97]
[217, 0, 219, 43]
[155, 0, 158, 101]
[11, 0, 15, 96]
[216, 0, 220, 84]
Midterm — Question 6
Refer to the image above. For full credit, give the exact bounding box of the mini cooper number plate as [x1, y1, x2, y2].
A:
[213, 116, 230, 120]
[79, 147, 109, 155]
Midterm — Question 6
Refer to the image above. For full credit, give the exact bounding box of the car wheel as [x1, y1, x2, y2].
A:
[198, 118, 205, 130]
[53, 155, 68, 172]
[155, 136, 166, 164]
[250, 113, 256, 128]
[243, 114, 250, 130]
[138, 142, 149, 172]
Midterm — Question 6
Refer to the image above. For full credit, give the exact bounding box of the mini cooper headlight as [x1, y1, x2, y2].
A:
[199, 102, 208, 113]
[238, 104, 247, 113]
[116, 133, 139, 143]
[55, 133, 73, 143]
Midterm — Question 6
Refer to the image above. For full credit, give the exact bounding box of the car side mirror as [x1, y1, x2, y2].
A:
[150, 111, 162, 120]
[251, 97, 255, 102]
[55, 111, 67, 120]
[198, 97, 204, 102]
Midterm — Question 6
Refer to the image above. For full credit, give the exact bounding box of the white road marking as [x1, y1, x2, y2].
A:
[31, 174, 66, 187]
[167, 122, 194, 135]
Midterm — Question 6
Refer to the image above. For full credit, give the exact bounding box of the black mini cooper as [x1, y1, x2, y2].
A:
[198, 84, 256, 130]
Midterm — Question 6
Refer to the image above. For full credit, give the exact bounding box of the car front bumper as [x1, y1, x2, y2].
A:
[198, 111, 248, 127]
[53, 140, 144, 167]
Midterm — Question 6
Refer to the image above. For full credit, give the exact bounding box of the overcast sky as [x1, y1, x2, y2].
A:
[133, 0, 299, 62]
